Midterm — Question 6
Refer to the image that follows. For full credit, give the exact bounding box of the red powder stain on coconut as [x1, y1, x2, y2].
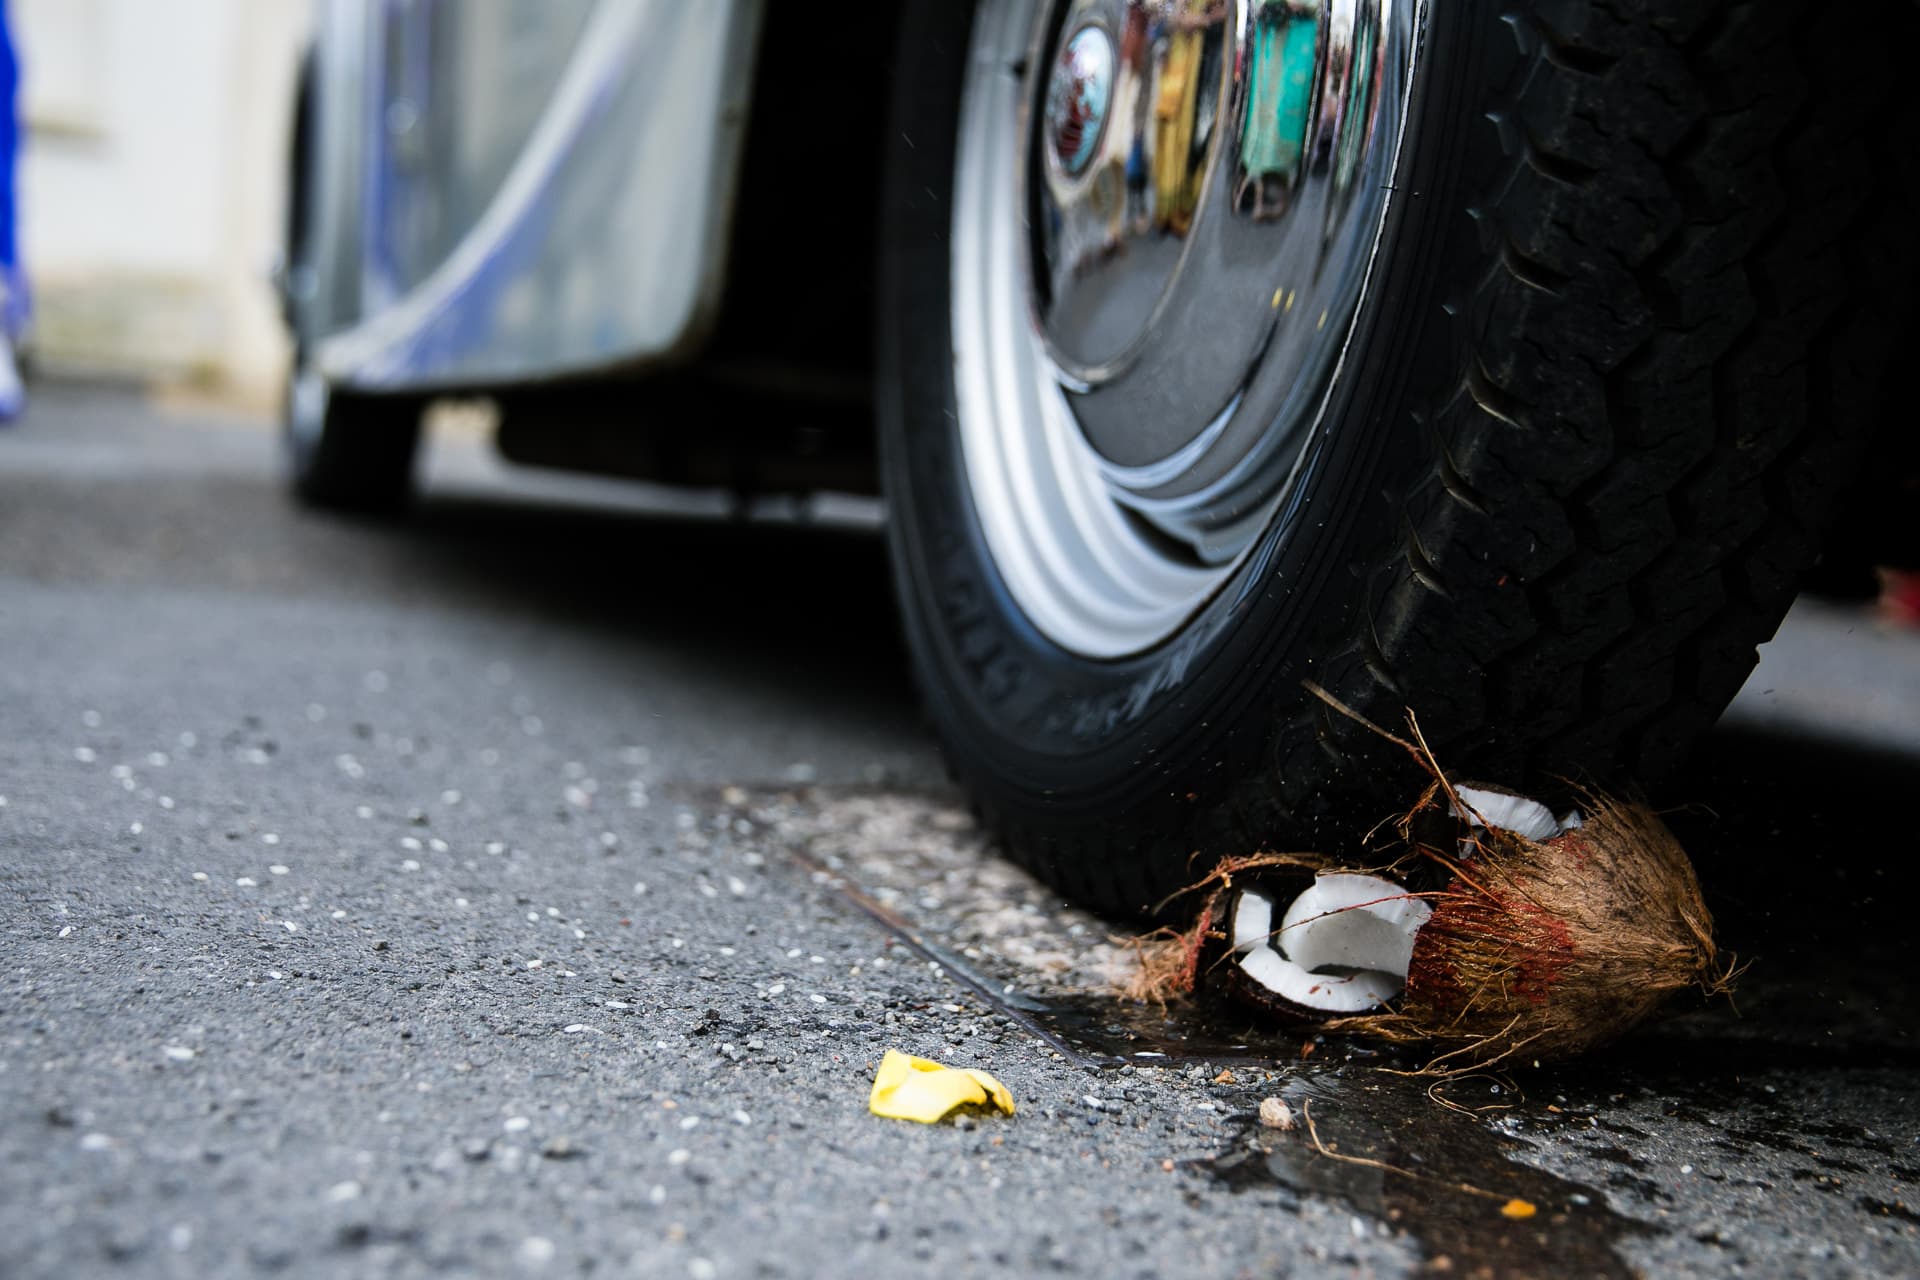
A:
[1407, 883, 1576, 1010]
[1551, 830, 1594, 873]
[1501, 895, 1575, 1005]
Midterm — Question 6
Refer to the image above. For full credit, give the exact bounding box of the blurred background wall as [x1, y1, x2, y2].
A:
[17, 0, 307, 410]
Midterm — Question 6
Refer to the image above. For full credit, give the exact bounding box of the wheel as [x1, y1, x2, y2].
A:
[278, 48, 421, 516]
[284, 364, 422, 514]
[877, 0, 1915, 918]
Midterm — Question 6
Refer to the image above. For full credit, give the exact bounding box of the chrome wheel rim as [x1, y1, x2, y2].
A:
[952, 0, 1421, 658]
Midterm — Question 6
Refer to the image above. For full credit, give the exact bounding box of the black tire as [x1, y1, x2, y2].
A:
[878, 0, 1916, 918]
[285, 377, 423, 515]
[280, 50, 422, 517]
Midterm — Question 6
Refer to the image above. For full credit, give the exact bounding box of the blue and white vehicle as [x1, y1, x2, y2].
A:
[284, 0, 1915, 916]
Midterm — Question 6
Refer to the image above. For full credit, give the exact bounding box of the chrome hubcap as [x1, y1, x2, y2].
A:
[953, 0, 1420, 657]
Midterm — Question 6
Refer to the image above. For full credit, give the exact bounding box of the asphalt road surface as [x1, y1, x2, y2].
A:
[3, 382, 1916, 1278]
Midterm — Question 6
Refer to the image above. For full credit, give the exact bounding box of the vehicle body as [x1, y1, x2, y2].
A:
[288, 0, 758, 393]
[285, 0, 1917, 917]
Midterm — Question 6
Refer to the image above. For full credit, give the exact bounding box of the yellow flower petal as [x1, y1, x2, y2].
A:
[1500, 1198, 1537, 1220]
[869, 1049, 1017, 1124]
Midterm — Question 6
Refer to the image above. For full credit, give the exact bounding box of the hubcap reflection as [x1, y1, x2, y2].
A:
[1046, 26, 1117, 176]
[953, 0, 1420, 656]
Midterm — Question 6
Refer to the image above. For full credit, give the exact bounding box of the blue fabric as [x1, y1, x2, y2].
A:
[0, 0, 17, 276]
[0, 0, 24, 347]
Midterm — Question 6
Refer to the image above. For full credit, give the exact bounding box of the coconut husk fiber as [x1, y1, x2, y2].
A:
[1326, 789, 1733, 1067]
[1121, 688, 1737, 1068]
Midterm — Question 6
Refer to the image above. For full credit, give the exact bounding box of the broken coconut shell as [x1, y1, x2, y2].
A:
[1208, 790, 1731, 1066]
[1228, 871, 1431, 1018]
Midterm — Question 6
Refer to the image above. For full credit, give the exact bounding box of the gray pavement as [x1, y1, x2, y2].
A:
[2, 381, 1916, 1278]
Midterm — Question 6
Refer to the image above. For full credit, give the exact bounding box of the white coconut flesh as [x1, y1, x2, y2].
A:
[1230, 873, 1434, 1015]
[1451, 784, 1576, 842]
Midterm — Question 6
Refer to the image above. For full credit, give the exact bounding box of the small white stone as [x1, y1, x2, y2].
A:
[269, 864, 289, 876]
[689, 1260, 717, 1280]
[235, 877, 257, 887]
[330, 910, 346, 920]
[400, 836, 422, 851]
[191, 872, 209, 883]
[730, 1110, 752, 1126]
[168, 1224, 192, 1251]
[562, 1024, 599, 1035]
[128, 823, 142, 836]
[57, 925, 73, 939]
[282, 922, 299, 933]
[147, 752, 170, 768]
[74, 747, 97, 763]
[79, 1133, 113, 1151]
[261, 833, 280, 846]
[667, 1148, 691, 1166]
[159, 796, 174, 809]
[727, 877, 747, 896]
[504, 1116, 531, 1133]
[441, 789, 461, 805]
[517, 1236, 556, 1267]
[648, 1184, 666, 1205]
[326, 1180, 362, 1203]
[163, 1045, 195, 1062]
[401, 859, 421, 872]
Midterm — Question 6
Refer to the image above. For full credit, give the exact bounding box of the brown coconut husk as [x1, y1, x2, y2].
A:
[1119, 687, 1737, 1067]
[1326, 789, 1734, 1067]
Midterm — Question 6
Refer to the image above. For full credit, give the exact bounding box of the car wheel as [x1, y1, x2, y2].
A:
[284, 361, 423, 514]
[877, 0, 1914, 917]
